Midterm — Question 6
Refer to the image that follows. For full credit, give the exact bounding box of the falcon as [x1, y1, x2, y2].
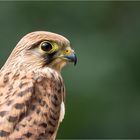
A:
[0, 31, 77, 140]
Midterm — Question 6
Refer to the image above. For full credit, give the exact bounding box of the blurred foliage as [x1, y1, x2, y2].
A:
[0, 1, 140, 139]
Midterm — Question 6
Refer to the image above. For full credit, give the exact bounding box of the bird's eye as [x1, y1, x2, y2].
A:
[40, 41, 53, 52]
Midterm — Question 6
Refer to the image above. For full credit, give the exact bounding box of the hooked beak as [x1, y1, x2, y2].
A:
[64, 53, 77, 66]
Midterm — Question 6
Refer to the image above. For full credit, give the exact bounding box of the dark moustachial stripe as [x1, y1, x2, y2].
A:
[0, 130, 10, 137]
[44, 51, 57, 65]
[29, 40, 57, 66]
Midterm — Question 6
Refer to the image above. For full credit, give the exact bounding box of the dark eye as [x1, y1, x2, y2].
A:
[40, 41, 52, 52]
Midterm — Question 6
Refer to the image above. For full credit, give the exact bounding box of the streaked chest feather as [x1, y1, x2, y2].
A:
[0, 68, 65, 139]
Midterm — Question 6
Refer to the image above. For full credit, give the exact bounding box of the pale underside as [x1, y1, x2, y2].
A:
[0, 67, 65, 140]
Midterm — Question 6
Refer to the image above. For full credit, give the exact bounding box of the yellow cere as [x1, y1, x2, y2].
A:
[64, 47, 72, 55]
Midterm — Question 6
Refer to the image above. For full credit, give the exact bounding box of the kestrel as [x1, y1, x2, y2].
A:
[0, 31, 77, 140]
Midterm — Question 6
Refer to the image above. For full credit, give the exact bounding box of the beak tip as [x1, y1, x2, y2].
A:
[74, 55, 77, 66]
[64, 53, 77, 66]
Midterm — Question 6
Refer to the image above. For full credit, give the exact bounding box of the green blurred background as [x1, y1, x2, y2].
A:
[0, 1, 140, 139]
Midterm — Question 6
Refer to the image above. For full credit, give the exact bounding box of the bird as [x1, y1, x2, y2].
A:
[0, 31, 77, 140]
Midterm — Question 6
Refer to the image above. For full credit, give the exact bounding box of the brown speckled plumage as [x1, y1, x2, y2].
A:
[0, 31, 76, 140]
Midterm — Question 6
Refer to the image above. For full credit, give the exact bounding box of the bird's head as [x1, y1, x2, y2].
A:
[3, 31, 77, 72]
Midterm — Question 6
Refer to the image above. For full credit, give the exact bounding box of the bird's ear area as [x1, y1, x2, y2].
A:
[28, 40, 59, 54]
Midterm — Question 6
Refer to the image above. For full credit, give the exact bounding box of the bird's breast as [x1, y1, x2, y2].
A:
[0, 68, 66, 140]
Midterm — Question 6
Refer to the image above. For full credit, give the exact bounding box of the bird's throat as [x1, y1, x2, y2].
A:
[48, 59, 67, 72]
